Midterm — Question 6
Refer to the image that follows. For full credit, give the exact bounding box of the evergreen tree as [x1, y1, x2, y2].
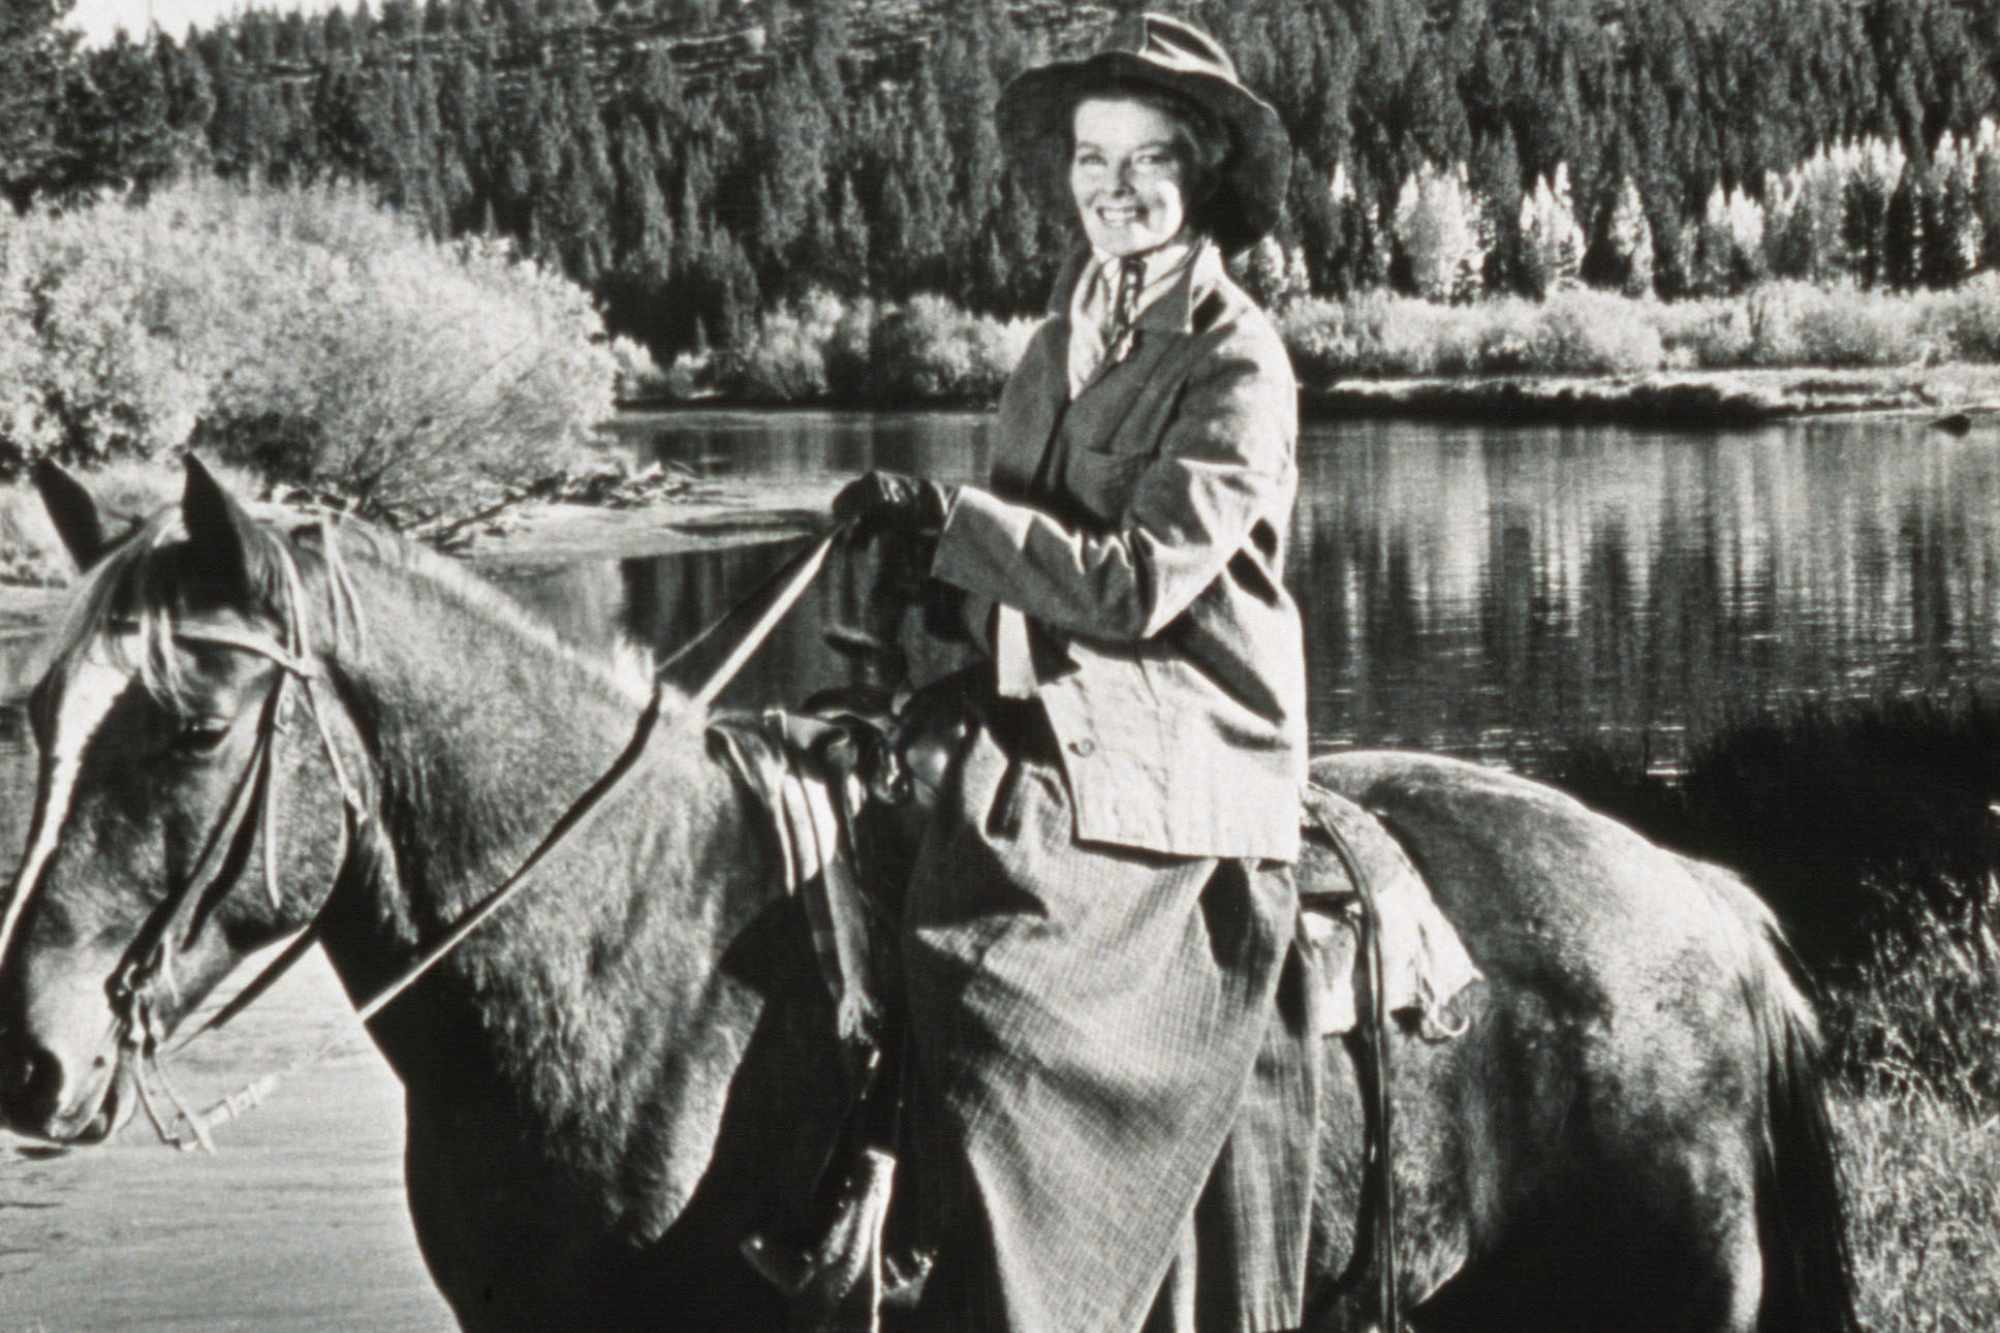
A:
[933, 0, 1008, 307]
[56, 30, 178, 196]
[827, 170, 872, 297]
[1924, 129, 1983, 289]
[1884, 160, 1926, 290]
[1470, 123, 1524, 294]
[2, 0, 78, 205]
[157, 29, 216, 163]
[751, 54, 829, 281]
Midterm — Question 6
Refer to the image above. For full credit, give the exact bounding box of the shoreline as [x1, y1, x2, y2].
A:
[625, 362, 2000, 431]
[7, 363, 1995, 692]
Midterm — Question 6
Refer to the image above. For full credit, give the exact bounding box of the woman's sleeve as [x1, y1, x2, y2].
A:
[929, 324, 1295, 642]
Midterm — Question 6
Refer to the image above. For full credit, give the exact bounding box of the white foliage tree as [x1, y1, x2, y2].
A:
[1392, 160, 1490, 302]
[1605, 176, 1654, 297]
[1517, 164, 1584, 298]
[1696, 183, 1767, 295]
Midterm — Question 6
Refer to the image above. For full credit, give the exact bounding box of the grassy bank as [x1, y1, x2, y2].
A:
[1539, 695, 2000, 1329]
[643, 279, 2000, 426]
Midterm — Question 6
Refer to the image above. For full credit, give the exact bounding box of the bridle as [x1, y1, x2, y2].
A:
[17, 521, 844, 1153]
[104, 527, 372, 1151]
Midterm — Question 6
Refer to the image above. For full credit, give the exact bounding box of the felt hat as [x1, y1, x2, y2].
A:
[996, 13, 1291, 254]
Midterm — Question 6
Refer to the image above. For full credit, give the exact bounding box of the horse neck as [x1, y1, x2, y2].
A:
[313, 555, 800, 1192]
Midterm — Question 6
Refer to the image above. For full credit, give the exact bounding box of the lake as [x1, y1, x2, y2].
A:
[3, 407, 1997, 1326]
[537, 410, 2000, 773]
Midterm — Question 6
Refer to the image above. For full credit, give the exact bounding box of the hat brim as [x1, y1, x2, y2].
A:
[997, 51, 1291, 255]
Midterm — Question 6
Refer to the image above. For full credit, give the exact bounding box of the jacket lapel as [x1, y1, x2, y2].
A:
[1065, 241, 1219, 454]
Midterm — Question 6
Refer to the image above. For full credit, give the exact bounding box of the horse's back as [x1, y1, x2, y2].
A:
[1307, 749, 1793, 1331]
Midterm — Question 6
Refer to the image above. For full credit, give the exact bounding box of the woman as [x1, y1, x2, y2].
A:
[833, 16, 1312, 1332]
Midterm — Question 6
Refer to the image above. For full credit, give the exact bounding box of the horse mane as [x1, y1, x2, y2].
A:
[41, 501, 668, 716]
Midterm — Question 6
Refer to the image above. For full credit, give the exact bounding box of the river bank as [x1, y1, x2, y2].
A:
[1306, 362, 2000, 427]
[631, 361, 2000, 429]
[7, 364, 1999, 683]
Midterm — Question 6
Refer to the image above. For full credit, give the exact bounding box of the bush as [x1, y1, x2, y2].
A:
[1529, 288, 1666, 373]
[607, 335, 667, 402]
[1656, 296, 1753, 368]
[1280, 290, 1666, 378]
[1926, 272, 2000, 361]
[732, 288, 844, 400]
[0, 177, 618, 521]
[697, 290, 1034, 405]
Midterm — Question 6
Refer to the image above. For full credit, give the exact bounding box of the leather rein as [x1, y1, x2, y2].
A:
[96, 524, 842, 1152]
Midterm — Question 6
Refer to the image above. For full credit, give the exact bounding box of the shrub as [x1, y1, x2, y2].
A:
[1279, 292, 1455, 378]
[607, 335, 667, 402]
[1280, 290, 1666, 379]
[1655, 296, 1752, 369]
[1529, 288, 1666, 373]
[823, 297, 882, 400]
[712, 291, 1034, 405]
[0, 177, 618, 522]
[731, 288, 845, 401]
[1926, 273, 2000, 361]
[1787, 283, 1920, 366]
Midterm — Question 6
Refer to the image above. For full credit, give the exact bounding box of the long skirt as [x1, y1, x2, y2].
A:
[902, 696, 1316, 1333]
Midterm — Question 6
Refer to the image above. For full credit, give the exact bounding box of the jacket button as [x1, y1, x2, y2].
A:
[1069, 738, 1096, 757]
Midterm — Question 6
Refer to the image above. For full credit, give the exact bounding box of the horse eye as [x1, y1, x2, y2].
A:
[172, 717, 233, 756]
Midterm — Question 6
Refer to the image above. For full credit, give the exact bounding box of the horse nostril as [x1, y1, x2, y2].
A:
[0, 1032, 65, 1126]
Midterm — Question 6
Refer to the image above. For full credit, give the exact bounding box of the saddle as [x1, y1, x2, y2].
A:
[709, 684, 1480, 1332]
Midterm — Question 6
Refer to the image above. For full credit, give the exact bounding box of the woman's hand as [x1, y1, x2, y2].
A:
[832, 470, 957, 539]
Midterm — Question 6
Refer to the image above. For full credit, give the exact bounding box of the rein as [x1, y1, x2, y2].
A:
[143, 525, 845, 1150]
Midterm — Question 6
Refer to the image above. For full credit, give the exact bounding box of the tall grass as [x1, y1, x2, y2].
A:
[1538, 695, 2000, 1329]
[1841, 1087, 2000, 1332]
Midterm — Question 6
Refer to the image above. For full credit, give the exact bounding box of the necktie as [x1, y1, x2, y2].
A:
[1107, 255, 1145, 351]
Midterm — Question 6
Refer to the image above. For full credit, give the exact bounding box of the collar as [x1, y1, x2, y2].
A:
[1049, 235, 1221, 333]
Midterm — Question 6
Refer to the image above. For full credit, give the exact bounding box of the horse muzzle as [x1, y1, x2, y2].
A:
[0, 1027, 127, 1144]
[0, 960, 134, 1144]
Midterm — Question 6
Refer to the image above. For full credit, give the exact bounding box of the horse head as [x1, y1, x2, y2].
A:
[0, 459, 368, 1143]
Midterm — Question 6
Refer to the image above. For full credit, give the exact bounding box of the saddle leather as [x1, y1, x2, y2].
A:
[712, 687, 1483, 1331]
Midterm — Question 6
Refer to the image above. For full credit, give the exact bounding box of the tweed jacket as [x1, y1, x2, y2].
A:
[930, 240, 1306, 860]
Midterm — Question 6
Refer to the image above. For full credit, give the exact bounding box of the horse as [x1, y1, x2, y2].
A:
[0, 459, 1856, 1333]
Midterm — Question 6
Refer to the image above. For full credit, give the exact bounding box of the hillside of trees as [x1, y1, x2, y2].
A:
[8, 0, 2000, 364]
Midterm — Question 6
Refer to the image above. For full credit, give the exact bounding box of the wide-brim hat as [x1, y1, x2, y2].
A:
[996, 13, 1291, 255]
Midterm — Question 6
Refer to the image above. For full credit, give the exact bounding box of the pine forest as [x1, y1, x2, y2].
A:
[9, 0, 2000, 365]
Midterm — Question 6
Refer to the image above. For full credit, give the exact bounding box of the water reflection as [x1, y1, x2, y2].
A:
[511, 411, 2000, 769]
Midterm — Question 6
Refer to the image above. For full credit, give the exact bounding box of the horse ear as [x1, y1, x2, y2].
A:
[181, 454, 266, 598]
[32, 458, 110, 571]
